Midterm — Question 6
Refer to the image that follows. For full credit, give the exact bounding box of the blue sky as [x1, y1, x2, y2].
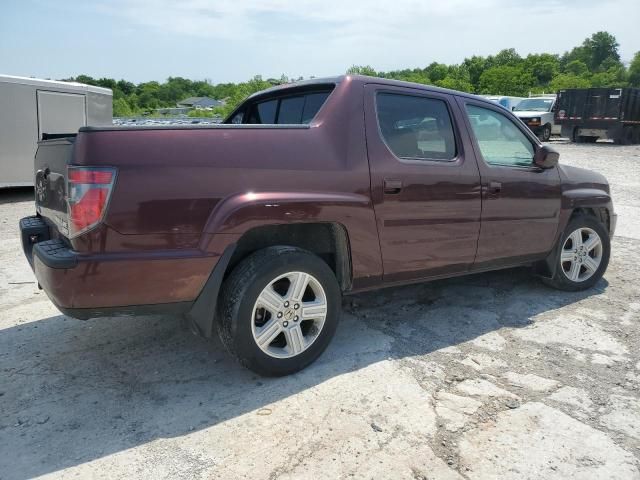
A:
[1, 0, 638, 84]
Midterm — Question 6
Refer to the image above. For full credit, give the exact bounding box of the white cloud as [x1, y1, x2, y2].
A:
[60, 0, 640, 81]
[97, 0, 505, 41]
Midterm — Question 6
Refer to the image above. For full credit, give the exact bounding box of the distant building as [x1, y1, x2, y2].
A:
[177, 97, 225, 110]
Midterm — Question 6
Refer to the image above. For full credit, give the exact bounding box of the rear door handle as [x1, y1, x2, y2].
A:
[384, 179, 403, 194]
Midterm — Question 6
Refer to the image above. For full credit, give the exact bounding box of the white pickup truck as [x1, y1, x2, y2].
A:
[513, 95, 559, 141]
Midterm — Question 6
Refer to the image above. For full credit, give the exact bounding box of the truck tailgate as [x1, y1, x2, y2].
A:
[35, 136, 75, 237]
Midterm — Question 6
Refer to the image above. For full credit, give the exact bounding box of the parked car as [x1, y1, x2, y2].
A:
[555, 87, 640, 144]
[21, 75, 616, 376]
[513, 94, 560, 141]
[483, 95, 525, 112]
[0, 74, 112, 188]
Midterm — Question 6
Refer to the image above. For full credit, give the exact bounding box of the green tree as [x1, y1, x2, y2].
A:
[584, 31, 621, 70]
[96, 78, 117, 90]
[462, 55, 488, 92]
[563, 31, 621, 72]
[437, 76, 472, 92]
[425, 62, 448, 82]
[524, 53, 560, 86]
[392, 70, 430, 85]
[491, 48, 522, 67]
[436, 65, 473, 92]
[549, 74, 591, 90]
[479, 66, 535, 96]
[565, 60, 589, 76]
[137, 81, 162, 110]
[629, 52, 640, 87]
[346, 65, 378, 76]
[112, 98, 133, 117]
[73, 74, 97, 86]
[116, 80, 135, 96]
[590, 65, 628, 87]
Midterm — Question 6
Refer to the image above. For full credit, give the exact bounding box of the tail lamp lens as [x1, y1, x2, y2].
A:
[68, 169, 114, 184]
[67, 167, 116, 237]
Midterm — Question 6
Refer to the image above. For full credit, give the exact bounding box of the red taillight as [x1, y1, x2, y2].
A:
[67, 167, 116, 237]
[70, 188, 109, 230]
[68, 169, 114, 184]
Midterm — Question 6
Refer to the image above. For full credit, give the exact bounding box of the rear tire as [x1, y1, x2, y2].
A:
[217, 246, 341, 376]
[542, 214, 610, 292]
[572, 128, 582, 143]
[616, 127, 635, 145]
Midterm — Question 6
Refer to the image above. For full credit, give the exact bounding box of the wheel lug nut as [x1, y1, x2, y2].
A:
[277, 312, 283, 318]
[294, 316, 299, 322]
[294, 304, 299, 310]
[283, 321, 289, 327]
[284, 301, 289, 308]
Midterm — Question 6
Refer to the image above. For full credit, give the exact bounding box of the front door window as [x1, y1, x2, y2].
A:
[465, 105, 534, 168]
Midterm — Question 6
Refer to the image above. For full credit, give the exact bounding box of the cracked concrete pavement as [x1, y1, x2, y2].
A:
[1, 142, 639, 479]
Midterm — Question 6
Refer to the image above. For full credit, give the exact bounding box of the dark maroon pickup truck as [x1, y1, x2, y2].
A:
[21, 75, 616, 375]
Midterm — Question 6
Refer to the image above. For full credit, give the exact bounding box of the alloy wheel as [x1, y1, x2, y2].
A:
[251, 271, 328, 359]
[560, 227, 603, 282]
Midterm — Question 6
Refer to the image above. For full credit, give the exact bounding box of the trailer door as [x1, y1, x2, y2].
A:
[605, 88, 623, 120]
[36, 90, 86, 140]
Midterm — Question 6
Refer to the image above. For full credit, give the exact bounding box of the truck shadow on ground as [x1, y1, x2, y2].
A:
[0, 268, 607, 479]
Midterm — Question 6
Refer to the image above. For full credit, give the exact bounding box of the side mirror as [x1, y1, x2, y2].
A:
[533, 145, 559, 169]
[511, 106, 516, 111]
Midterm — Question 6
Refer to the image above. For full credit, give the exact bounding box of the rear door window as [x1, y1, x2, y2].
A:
[376, 92, 457, 161]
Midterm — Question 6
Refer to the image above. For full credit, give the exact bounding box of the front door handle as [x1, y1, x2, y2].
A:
[486, 181, 502, 197]
[384, 179, 403, 194]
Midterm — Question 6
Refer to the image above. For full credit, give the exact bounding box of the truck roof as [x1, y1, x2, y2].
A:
[0, 74, 112, 96]
[249, 74, 490, 104]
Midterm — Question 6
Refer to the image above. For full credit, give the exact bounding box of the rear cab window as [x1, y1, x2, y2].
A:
[227, 86, 334, 125]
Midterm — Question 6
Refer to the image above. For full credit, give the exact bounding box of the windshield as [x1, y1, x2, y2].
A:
[514, 98, 554, 112]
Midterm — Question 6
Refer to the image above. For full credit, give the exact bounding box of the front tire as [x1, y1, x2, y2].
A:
[543, 215, 610, 291]
[217, 246, 341, 376]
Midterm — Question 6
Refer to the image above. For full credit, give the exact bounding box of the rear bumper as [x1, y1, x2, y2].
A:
[20, 215, 227, 324]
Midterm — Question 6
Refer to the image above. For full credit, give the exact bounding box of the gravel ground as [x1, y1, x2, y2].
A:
[1, 141, 640, 480]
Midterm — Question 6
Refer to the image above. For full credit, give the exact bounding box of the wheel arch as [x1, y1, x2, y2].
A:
[568, 206, 612, 233]
[227, 222, 352, 292]
[189, 221, 353, 338]
[534, 204, 612, 279]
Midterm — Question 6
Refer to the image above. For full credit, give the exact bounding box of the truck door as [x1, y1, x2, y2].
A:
[457, 97, 561, 268]
[364, 84, 482, 283]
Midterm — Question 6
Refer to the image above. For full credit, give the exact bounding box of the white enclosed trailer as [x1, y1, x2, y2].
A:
[0, 75, 112, 187]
